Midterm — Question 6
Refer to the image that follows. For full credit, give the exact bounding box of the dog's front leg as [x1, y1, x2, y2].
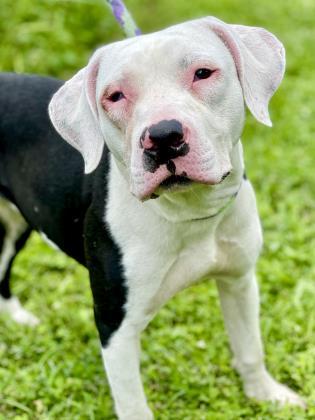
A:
[101, 325, 153, 420]
[216, 272, 305, 407]
[84, 209, 153, 420]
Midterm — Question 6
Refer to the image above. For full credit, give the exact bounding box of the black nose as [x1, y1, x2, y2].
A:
[142, 120, 190, 173]
[148, 119, 184, 150]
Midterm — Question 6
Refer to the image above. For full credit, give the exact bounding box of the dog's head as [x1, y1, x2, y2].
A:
[49, 17, 285, 201]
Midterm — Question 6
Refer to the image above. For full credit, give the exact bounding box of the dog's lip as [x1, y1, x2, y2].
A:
[159, 175, 192, 189]
[138, 176, 191, 200]
[140, 174, 229, 201]
[140, 175, 193, 200]
[134, 168, 232, 201]
[157, 170, 231, 193]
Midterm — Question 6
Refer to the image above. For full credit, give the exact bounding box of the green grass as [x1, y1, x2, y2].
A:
[1, 0, 315, 418]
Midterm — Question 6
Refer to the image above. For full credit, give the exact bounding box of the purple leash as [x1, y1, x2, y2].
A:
[105, 0, 141, 37]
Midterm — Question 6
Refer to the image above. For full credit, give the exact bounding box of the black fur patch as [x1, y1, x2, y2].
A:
[0, 227, 31, 299]
[84, 159, 128, 347]
[166, 160, 176, 175]
[0, 73, 127, 346]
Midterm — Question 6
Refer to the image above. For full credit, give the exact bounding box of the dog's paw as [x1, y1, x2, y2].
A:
[11, 305, 40, 327]
[0, 296, 40, 327]
[244, 371, 306, 408]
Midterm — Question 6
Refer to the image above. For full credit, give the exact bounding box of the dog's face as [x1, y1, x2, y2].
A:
[49, 17, 285, 201]
[97, 27, 245, 200]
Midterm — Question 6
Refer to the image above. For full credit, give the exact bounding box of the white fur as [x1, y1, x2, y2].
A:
[102, 155, 305, 416]
[48, 16, 304, 418]
[101, 330, 153, 420]
[49, 17, 285, 179]
[0, 295, 39, 326]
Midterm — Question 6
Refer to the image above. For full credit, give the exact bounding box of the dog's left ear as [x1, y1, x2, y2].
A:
[49, 48, 105, 173]
[203, 17, 285, 126]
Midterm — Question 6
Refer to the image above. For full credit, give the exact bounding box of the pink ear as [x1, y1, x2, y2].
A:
[49, 48, 105, 173]
[204, 17, 285, 126]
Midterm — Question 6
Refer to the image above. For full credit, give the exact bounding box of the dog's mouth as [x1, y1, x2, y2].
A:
[159, 175, 192, 189]
[148, 170, 231, 199]
[138, 166, 232, 201]
[147, 175, 193, 199]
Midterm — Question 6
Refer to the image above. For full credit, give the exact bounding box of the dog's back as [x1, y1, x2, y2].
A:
[0, 73, 98, 262]
[0, 73, 113, 326]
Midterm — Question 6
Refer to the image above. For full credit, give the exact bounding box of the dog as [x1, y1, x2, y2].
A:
[0, 16, 305, 419]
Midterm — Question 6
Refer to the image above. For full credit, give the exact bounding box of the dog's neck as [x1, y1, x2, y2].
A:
[111, 140, 244, 224]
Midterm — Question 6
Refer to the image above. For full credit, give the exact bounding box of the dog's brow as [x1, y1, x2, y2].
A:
[179, 54, 213, 69]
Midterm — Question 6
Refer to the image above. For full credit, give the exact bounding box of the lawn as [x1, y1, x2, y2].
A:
[1, 0, 315, 419]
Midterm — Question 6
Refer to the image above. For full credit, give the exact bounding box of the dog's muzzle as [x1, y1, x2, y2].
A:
[140, 119, 190, 173]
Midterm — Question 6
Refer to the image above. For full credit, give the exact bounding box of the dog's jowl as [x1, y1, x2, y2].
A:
[0, 16, 304, 419]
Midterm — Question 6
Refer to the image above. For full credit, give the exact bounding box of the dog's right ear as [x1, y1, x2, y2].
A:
[49, 48, 105, 174]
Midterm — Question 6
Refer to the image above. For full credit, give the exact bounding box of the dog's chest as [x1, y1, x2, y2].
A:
[118, 214, 224, 316]
[106, 167, 258, 318]
[147, 221, 221, 309]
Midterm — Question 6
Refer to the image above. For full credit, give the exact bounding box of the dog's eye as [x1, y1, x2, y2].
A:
[108, 91, 125, 102]
[194, 68, 213, 81]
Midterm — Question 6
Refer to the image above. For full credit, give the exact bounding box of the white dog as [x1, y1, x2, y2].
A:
[0, 15, 304, 420]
